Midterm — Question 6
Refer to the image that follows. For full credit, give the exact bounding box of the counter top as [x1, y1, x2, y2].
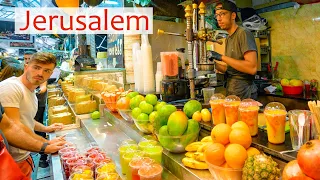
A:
[260, 91, 319, 101]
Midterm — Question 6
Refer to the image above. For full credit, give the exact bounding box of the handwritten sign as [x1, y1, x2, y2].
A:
[107, 34, 124, 68]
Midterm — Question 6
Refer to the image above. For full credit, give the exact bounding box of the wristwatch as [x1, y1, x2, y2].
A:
[39, 142, 49, 154]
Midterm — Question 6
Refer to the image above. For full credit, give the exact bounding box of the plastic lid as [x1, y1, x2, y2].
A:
[264, 102, 286, 113]
[210, 93, 226, 101]
[239, 99, 260, 109]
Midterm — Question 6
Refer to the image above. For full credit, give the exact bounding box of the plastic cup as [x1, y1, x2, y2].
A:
[224, 95, 241, 126]
[66, 157, 86, 178]
[210, 93, 226, 125]
[288, 110, 312, 150]
[118, 144, 139, 174]
[71, 165, 93, 177]
[143, 146, 163, 164]
[264, 102, 287, 144]
[239, 99, 260, 136]
[121, 139, 137, 146]
[138, 140, 158, 151]
[122, 150, 145, 176]
[129, 157, 154, 180]
[69, 171, 93, 180]
[96, 172, 120, 180]
[59, 147, 77, 156]
[96, 162, 116, 178]
[138, 163, 163, 180]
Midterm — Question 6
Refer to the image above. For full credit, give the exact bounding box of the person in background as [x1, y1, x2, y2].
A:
[25, 51, 50, 167]
[0, 52, 65, 179]
[207, 0, 258, 100]
[0, 63, 24, 81]
[23, 51, 34, 64]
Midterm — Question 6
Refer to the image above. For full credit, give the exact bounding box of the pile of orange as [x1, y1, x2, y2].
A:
[205, 121, 260, 169]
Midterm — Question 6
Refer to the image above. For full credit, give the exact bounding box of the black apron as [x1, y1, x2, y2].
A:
[226, 75, 258, 100]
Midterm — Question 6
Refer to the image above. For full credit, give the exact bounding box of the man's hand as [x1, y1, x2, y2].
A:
[45, 123, 64, 133]
[44, 141, 66, 154]
[207, 50, 222, 61]
[48, 136, 66, 145]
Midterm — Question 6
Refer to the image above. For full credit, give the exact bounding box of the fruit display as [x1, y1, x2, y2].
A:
[282, 160, 312, 180]
[264, 102, 287, 144]
[242, 154, 280, 180]
[297, 140, 320, 180]
[281, 78, 304, 94]
[101, 88, 131, 112]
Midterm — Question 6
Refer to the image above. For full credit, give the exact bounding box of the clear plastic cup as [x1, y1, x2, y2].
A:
[121, 139, 137, 146]
[129, 157, 154, 180]
[59, 147, 77, 156]
[239, 99, 260, 136]
[210, 93, 226, 125]
[66, 157, 87, 178]
[138, 140, 158, 151]
[288, 110, 312, 150]
[96, 172, 120, 180]
[122, 150, 145, 176]
[138, 163, 163, 180]
[69, 171, 94, 180]
[223, 95, 241, 126]
[71, 165, 93, 177]
[143, 145, 163, 164]
[264, 102, 287, 144]
[118, 144, 139, 174]
[95, 162, 117, 178]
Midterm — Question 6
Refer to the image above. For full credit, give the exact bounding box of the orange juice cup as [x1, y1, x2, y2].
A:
[138, 163, 163, 180]
[209, 94, 226, 125]
[223, 95, 241, 126]
[264, 102, 287, 144]
[239, 99, 260, 136]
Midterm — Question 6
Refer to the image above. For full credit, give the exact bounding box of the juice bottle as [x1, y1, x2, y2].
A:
[239, 99, 260, 136]
[224, 95, 241, 126]
[138, 163, 163, 180]
[118, 144, 138, 174]
[264, 102, 287, 144]
[209, 93, 226, 125]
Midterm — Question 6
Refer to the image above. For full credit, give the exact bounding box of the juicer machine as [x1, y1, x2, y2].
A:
[158, 2, 227, 99]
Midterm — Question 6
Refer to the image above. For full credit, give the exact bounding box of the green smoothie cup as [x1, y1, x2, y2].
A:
[138, 140, 158, 151]
[118, 144, 138, 174]
[144, 145, 163, 164]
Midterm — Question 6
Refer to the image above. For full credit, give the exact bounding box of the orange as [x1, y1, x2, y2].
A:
[192, 111, 202, 122]
[211, 123, 232, 145]
[224, 144, 247, 169]
[116, 97, 130, 110]
[220, 162, 231, 168]
[229, 129, 252, 149]
[246, 147, 260, 157]
[204, 143, 226, 166]
[231, 121, 250, 134]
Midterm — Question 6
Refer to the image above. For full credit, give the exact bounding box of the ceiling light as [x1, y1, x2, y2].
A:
[0, 0, 15, 7]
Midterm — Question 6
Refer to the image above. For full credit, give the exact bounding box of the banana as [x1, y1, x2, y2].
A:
[197, 142, 211, 152]
[182, 157, 208, 170]
[185, 142, 204, 152]
[201, 136, 212, 143]
[185, 152, 195, 158]
[193, 152, 205, 162]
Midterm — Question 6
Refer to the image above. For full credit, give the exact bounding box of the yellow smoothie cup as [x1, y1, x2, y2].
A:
[209, 93, 226, 125]
[239, 99, 260, 136]
[224, 95, 241, 126]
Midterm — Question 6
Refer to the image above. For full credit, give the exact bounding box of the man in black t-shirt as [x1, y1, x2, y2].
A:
[207, 0, 258, 100]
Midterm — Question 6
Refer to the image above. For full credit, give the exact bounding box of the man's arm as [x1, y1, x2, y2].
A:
[34, 120, 64, 133]
[221, 51, 257, 75]
[0, 113, 65, 153]
[4, 107, 47, 142]
[214, 60, 227, 73]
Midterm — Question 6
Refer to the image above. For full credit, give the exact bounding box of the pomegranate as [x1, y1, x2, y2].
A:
[297, 140, 320, 180]
[282, 160, 313, 180]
